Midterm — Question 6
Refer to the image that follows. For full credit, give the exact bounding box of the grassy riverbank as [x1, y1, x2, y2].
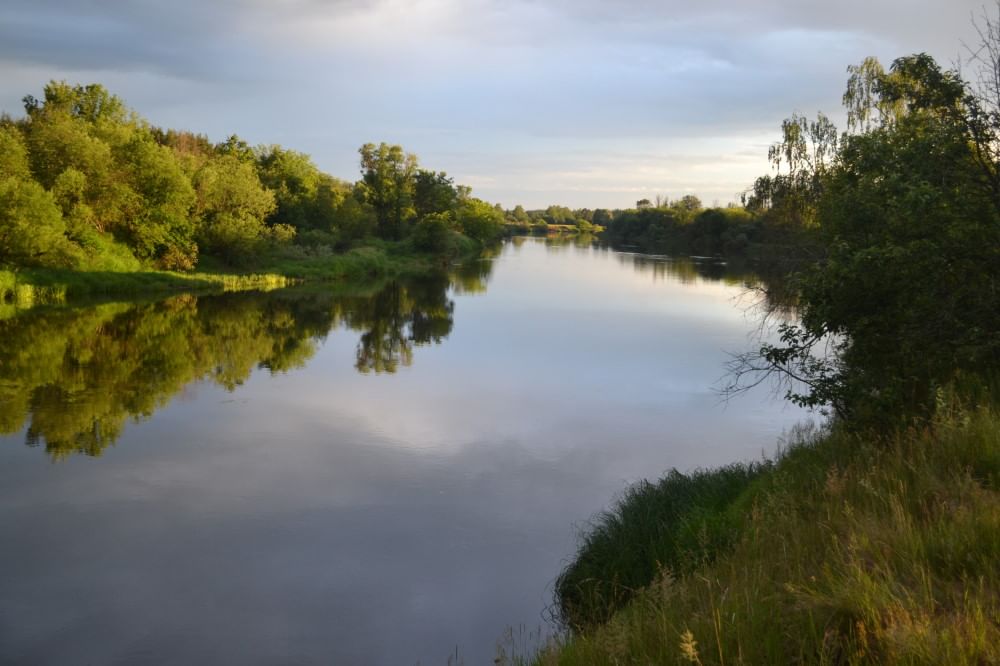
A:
[0, 237, 477, 310]
[521, 404, 1000, 665]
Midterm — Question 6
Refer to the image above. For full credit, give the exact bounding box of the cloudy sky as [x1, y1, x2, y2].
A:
[0, 0, 987, 208]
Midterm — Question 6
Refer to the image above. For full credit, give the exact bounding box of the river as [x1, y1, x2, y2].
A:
[0, 237, 809, 664]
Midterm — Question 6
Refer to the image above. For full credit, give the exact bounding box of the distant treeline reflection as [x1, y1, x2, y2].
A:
[0, 273, 465, 459]
[516, 233, 796, 312]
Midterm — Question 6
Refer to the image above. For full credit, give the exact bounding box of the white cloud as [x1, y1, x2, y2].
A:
[0, 0, 986, 208]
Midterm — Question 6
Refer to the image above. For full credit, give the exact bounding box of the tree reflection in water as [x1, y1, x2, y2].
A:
[0, 268, 486, 459]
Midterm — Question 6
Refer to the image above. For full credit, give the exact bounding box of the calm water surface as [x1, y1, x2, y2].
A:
[0, 238, 809, 665]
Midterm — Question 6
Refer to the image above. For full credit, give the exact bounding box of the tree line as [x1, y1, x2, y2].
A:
[0, 82, 506, 272]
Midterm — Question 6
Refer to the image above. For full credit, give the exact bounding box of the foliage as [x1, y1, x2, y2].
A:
[193, 154, 277, 263]
[413, 169, 459, 218]
[602, 205, 765, 258]
[357, 142, 418, 240]
[0, 176, 79, 267]
[0, 81, 506, 277]
[411, 212, 454, 253]
[457, 198, 505, 243]
[735, 53, 1000, 424]
[534, 406, 1000, 665]
[256, 145, 351, 233]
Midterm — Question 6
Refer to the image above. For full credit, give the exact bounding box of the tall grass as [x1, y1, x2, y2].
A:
[533, 408, 1000, 665]
[555, 462, 771, 631]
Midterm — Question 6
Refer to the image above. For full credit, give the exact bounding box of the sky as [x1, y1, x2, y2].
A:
[0, 0, 988, 209]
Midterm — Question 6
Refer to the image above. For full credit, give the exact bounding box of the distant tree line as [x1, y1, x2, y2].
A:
[502, 204, 603, 233]
[497, 191, 817, 262]
[0, 82, 505, 272]
[572, 192, 814, 261]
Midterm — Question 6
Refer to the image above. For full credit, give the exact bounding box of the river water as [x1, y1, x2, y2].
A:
[0, 237, 809, 664]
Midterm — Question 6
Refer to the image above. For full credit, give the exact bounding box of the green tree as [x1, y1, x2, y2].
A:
[0, 123, 80, 268]
[17, 81, 201, 268]
[0, 176, 77, 267]
[413, 169, 458, 219]
[0, 124, 31, 180]
[256, 145, 347, 231]
[511, 204, 530, 223]
[357, 142, 418, 240]
[411, 212, 454, 253]
[331, 186, 377, 243]
[457, 198, 504, 243]
[215, 134, 256, 163]
[193, 154, 277, 263]
[116, 135, 198, 268]
[735, 53, 1000, 424]
[592, 208, 612, 227]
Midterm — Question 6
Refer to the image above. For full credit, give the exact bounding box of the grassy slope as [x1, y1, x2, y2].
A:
[525, 406, 1000, 665]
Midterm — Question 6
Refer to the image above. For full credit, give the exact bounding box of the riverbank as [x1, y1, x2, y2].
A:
[519, 403, 1000, 665]
[0, 236, 479, 311]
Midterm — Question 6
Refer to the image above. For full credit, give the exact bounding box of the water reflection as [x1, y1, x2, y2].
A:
[537, 233, 760, 286]
[0, 236, 812, 665]
[0, 241, 798, 462]
[612, 248, 798, 317]
[0, 273, 473, 459]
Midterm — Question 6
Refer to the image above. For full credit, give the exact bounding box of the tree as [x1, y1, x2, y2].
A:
[413, 169, 458, 219]
[675, 195, 702, 214]
[255, 145, 347, 232]
[592, 209, 612, 227]
[23, 82, 128, 126]
[331, 186, 377, 243]
[17, 81, 200, 268]
[116, 135, 198, 269]
[511, 204, 530, 223]
[193, 154, 277, 263]
[457, 198, 504, 243]
[0, 177, 78, 267]
[742, 112, 839, 230]
[411, 212, 453, 254]
[731, 51, 1000, 425]
[0, 122, 81, 268]
[215, 134, 256, 163]
[357, 142, 418, 239]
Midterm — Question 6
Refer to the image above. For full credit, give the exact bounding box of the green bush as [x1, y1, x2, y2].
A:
[411, 213, 453, 253]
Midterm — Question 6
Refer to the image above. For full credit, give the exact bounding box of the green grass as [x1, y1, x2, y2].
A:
[555, 463, 771, 632]
[0, 266, 293, 308]
[0, 238, 476, 311]
[523, 406, 1000, 665]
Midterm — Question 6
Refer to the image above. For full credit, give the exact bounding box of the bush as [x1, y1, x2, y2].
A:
[411, 213, 453, 253]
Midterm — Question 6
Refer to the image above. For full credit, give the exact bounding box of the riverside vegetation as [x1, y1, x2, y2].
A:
[506, 43, 1000, 666]
[0, 81, 836, 310]
[0, 82, 510, 305]
[0, 79, 832, 310]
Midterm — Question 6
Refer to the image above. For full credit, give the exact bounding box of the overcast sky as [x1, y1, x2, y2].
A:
[0, 0, 988, 208]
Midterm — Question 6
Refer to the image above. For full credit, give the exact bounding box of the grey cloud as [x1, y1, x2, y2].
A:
[0, 0, 989, 208]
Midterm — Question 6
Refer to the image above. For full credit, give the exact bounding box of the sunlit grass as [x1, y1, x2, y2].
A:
[527, 406, 1000, 665]
[0, 240, 461, 313]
